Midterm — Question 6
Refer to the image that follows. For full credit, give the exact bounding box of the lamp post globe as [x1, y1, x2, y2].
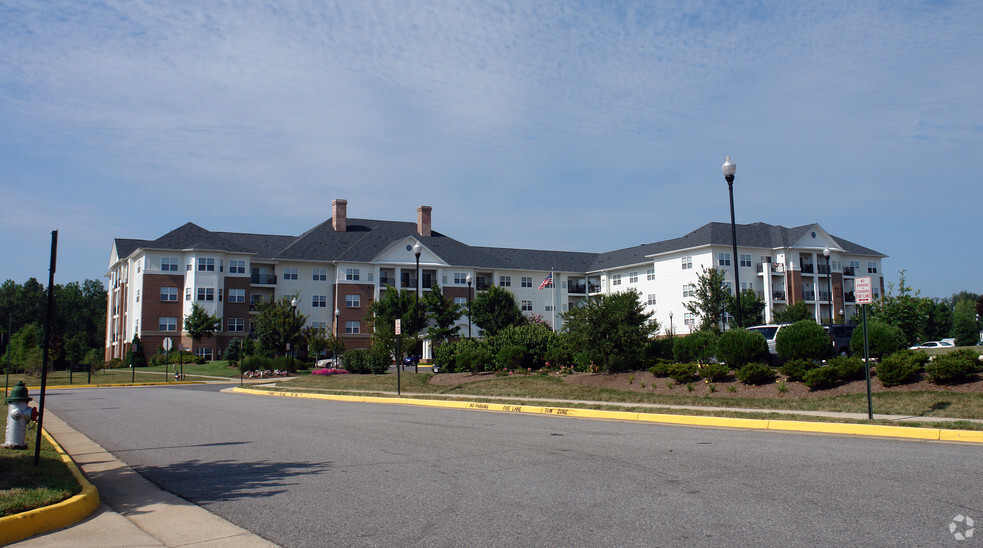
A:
[722, 156, 741, 328]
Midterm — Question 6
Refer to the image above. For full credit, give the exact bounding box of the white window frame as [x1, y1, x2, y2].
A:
[647, 294, 656, 306]
[161, 287, 178, 302]
[521, 276, 533, 288]
[284, 267, 299, 280]
[681, 256, 693, 270]
[520, 300, 533, 312]
[313, 295, 327, 308]
[346, 268, 360, 281]
[197, 257, 215, 271]
[228, 289, 245, 303]
[453, 272, 468, 285]
[313, 268, 327, 281]
[197, 287, 215, 301]
[718, 253, 731, 267]
[346, 294, 360, 308]
[159, 317, 178, 331]
[229, 260, 246, 274]
[162, 257, 179, 272]
[228, 318, 245, 332]
[612, 274, 621, 286]
[345, 321, 360, 334]
[739, 254, 752, 267]
[629, 272, 638, 284]
[499, 275, 511, 287]
[646, 268, 655, 281]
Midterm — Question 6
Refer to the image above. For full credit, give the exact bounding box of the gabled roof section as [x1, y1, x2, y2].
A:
[112, 238, 151, 262]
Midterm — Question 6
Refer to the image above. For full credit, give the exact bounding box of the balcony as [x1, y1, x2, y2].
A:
[756, 262, 785, 274]
[800, 264, 815, 274]
[818, 291, 831, 301]
[817, 264, 830, 275]
[842, 266, 856, 277]
[476, 281, 492, 291]
[802, 290, 816, 301]
[844, 291, 856, 303]
[773, 290, 786, 301]
[379, 276, 394, 287]
[568, 283, 586, 294]
[251, 274, 277, 285]
[588, 283, 602, 294]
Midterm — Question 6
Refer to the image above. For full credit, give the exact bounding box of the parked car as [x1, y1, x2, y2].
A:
[825, 324, 857, 356]
[315, 357, 343, 368]
[745, 324, 791, 357]
[909, 341, 955, 350]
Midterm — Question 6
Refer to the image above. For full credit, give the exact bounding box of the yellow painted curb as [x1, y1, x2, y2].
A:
[230, 387, 983, 444]
[0, 429, 100, 546]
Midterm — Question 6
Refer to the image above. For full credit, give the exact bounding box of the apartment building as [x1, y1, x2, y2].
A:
[105, 199, 885, 360]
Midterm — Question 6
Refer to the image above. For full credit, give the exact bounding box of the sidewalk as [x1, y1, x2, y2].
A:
[10, 411, 276, 548]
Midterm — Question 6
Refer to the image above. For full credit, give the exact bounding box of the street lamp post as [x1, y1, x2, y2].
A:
[722, 156, 741, 328]
[413, 241, 422, 374]
[823, 246, 833, 326]
[334, 307, 341, 365]
[290, 297, 297, 372]
[466, 273, 473, 339]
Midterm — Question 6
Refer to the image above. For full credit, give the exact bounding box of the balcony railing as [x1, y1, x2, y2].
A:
[756, 263, 785, 274]
[773, 290, 786, 301]
[380, 276, 394, 286]
[802, 290, 816, 301]
[842, 266, 856, 276]
[800, 264, 815, 274]
[568, 284, 586, 294]
[476, 282, 492, 291]
[817, 264, 830, 275]
[844, 291, 856, 303]
[588, 283, 602, 293]
[251, 274, 277, 285]
[818, 291, 831, 301]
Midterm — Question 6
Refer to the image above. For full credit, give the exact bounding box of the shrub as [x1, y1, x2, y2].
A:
[698, 362, 731, 382]
[272, 356, 293, 372]
[496, 345, 528, 371]
[802, 365, 839, 390]
[876, 350, 927, 387]
[644, 337, 675, 364]
[776, 320, 831, 361]
[648, 360, 673, 377]
[243, 356, 273, 371]
[486, 323, 555, 370]
[458, 346, 494, 374]
[924, 349, 980, 384]
[779, 358, 818, 382]
[735, 363, 775, 385]
[829, 356, 866, 382]
[850, 322, 906, 359]
[672, 331, 718, 365]
[607, 354, 631, 374]
[668, 363, 698, 383]
[717, 328, 768, 367]
[434, 341, 459, 373]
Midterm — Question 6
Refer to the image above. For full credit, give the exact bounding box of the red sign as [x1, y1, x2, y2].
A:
[855, 277, 873, 304]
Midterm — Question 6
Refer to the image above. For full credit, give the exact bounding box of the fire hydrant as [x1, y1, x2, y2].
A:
[3, 381, 38, 450]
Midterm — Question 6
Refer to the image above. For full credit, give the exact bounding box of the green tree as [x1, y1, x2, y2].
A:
[728, 289, 765, 327]
[684, 267, 728, 333]
[952, 298, 979, 346]
[128, 335, 148, 367]
[184, 303, 221, 359]
[471, 284, 525, 337]
[424, 283, 461, 347]
[772, 301, 811, 323]
[869, 270, 927, 346]
[252, 297, 308, 356]
[367, 287, 420, 364]
[775, 320, 831, 361]
[561, 290, 657, 372]
[924, 298, 953, 341]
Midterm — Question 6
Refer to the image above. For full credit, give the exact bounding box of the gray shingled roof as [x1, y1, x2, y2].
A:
[112, 219, 883, 272]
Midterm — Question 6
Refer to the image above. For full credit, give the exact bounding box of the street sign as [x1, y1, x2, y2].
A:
[855, 276, 873, 304]
[395, 319, 401, 335]
[163, 337, 173, 352]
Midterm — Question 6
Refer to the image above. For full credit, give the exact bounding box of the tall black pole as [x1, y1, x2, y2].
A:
[467, 278, 472, 338]
[727, 176, 742, 328]
[34, 230, 57, 466]
[414, 249, 421, 374]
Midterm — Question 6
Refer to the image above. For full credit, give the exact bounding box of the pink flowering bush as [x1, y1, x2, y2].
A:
[312, 368, 350, 376]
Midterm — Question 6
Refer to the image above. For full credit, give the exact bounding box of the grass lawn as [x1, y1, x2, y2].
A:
[275, 372, 983, 426]
[0, 412, 81, 517]
[2, 360, 247, 388]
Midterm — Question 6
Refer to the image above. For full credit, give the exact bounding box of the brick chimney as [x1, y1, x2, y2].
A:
[332, 199, 347, 232]
[417, 205, 432, 237]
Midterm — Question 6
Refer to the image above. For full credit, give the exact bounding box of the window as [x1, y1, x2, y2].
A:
[136, 289, 140, 303]
[161, 287, 178, 302]
[197, 288, 214, 301]
[229, 260, 246, 274]
[219, 259, 224, 272]
[228, 289, 245, 303]
[629, 272, 638, 284]
[612, 274, 622, 286]
[867, 262, 878, 274]
[345, 321, 360, 334]
[718, 253, 731, 266]
[228, 318, 245, 332]
[185, 287, 191, 301]
[521, 277, 533, 288]
[135, 319, 139, 333]
[346, 294, 360, 308]
[343, 268, 359, 281]
[454, 272, 468, 285]
[740, 254, 752, 267]
[219, 288, 223, 302]
[683, 284, 695, 298]
[545, 304, 554, 312]
[647, 294, 656, 306]
[454, 297, 467, 306]
[159, 317, 177, 331]
[284, 267, 298, 280]
[724, 281, 733, 295]
[311, 321, 327, 330]
[136, 260, 141, 273]
[162, 257, 179, 272]
[313, 268, 327, 281]
[312, 295, 327, 308]
[681, 256, 693, 270]
[646, 268, 655, 281]
[741, 281, 753, 291]
[521, 300, 533, 312]
[194, 347, 214, 360]
[197, 258, 215, 271]
[684, 313, 695, 329]
[499, 276, 511, 287]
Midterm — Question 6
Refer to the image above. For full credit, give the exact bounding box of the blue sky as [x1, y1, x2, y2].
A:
[1, 1, 980, 299]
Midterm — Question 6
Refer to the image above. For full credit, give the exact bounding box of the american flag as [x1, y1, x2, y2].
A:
[538, 273, 553, 290]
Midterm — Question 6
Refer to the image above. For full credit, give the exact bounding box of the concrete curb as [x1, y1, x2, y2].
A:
[0, 429, 100, 546]
[231, 386, 983, 444]
[24, 381, 203, 390]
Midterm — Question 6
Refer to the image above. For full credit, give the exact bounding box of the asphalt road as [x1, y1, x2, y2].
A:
[44, 384, 983, 547]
